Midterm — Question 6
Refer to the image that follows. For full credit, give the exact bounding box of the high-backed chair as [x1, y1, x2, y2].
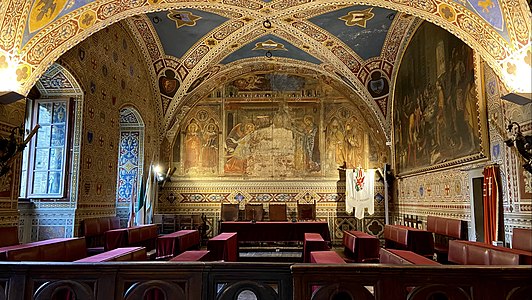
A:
[221, 203, 239, 221]
[245, 203, 264, 221]
[269, 203, 288, 221]
[297, 200, 316, 221]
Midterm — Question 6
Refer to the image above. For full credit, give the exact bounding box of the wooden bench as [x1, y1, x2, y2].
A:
[104, 224, 158, 253]
[310, 251, 346, 264]
[2, 237, 87, 261]
[384, 224, 434, 257]
[0, 226, 19, 247]
[74, 247, 146, 262]
[79, 216, 120, 254]
[156, 229, 200, 259]
[170, 250, 211, 262]
[512, 227, 532, 252]
[449, 240, 532, 265]
[379, 248, 440, 265]
[448, 240, 531, 265]
[342, 230, 380, 262]
[303, 233, 329, 263]
[207, 232, 238, 262]
[426, 215, 467, 262]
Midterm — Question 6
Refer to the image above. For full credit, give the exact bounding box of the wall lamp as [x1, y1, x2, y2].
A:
[153, 165, 176, 187]
[504, 121, 532, 174]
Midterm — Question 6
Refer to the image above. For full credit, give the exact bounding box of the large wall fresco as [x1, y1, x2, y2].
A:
[393, 61, 532, 245]
[172, 73, 387, 179]
[394, 22, 488, 176]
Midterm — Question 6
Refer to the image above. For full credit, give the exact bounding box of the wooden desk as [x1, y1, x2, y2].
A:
[303, 233, 329, 263]
[220, 221, 330, 242]
[384, 225, 434, 257]
[310, 251, 346, 264]
[207, 232, 238, 262]
[342, 230, 380, 262]
[0, 238, 69, 260]
[104, 224, 157, 251]
[156, 230, 200, 259]
[2, 238, 86, 261]
[74, 247, 146, 262]
[170, 250, 211, 262]
[380, 249, 440, 265]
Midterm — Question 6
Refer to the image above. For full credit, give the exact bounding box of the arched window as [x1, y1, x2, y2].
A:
[19, 64, 83, 200]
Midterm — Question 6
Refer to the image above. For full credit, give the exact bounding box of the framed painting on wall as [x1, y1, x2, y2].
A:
[393, 22, 488, 176]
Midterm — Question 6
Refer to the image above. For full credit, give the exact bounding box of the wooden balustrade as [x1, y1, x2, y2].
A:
[0, 262, 530, 299]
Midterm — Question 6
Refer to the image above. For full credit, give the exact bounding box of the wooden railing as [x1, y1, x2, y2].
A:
[0, 262, 530, 299]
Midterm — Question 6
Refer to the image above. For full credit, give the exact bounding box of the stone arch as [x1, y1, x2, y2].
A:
[5, 0, 527, 98]
[18, 62, 84, 240]
[164, 58, 388, 146]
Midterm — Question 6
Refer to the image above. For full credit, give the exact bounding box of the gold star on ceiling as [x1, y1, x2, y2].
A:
[252, 40, 287, 51]
[167, 10, 201, 28]
[339, 8, 375, 28]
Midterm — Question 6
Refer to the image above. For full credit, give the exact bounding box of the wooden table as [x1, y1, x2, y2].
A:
[384, 225, 434, 257]
[104, 224, 157, 251]
[156, 229, 200, 259]
[303, 233, 329, 263]
[343, 230, 380, 262]
[207, 232, 238, 262]
[310, 251, 346, 264]
[170, 250, 211, 262]
[220, 221, 330, 242]
[75, 247, 146, 262]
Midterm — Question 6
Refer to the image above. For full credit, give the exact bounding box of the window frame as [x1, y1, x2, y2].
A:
[20, 98, 73, 199]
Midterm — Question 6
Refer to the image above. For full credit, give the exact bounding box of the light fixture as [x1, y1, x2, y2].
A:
[499, 43, 532, 94]
[265, 50, 272, 58]
[504, 121, 532, 174]
[263, 19, 272, 29]
[152, 16, 161, 24]
[153, 165, 176, 186]
[0, 52, 23, 103]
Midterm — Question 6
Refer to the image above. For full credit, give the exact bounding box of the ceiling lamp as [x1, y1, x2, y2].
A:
[263, 19, 272, 29]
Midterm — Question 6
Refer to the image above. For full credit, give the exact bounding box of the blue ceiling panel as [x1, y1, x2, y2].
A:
[309, 5, 396, 60]
[148, 9, 228, 59]
[220, 34, 322, 65]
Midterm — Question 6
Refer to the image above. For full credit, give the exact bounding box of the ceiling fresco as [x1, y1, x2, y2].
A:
[308, 5, 396, 60]
[147, 9, 228, 59]
[220, 34, 322, 64]
[0, 0, 530, 141]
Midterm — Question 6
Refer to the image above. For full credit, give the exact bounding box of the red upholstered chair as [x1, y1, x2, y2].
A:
[268, 203, 287, 221]
[297, 200, 316, 221]
[221, 204, 239, 221]
[245, 203, 264, 221]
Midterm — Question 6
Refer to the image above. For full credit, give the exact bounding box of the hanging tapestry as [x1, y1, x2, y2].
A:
[346, 168, 375, 219]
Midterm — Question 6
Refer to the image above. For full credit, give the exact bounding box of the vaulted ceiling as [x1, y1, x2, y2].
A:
[122, 4, 416, 139]
[0, 0, 530, 140]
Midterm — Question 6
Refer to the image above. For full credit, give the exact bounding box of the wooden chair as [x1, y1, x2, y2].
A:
[221, 203, 239, 221]
[297, 200, 316, 221]
[268, 203, 287, 221]
[245, 203, 264, 221]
